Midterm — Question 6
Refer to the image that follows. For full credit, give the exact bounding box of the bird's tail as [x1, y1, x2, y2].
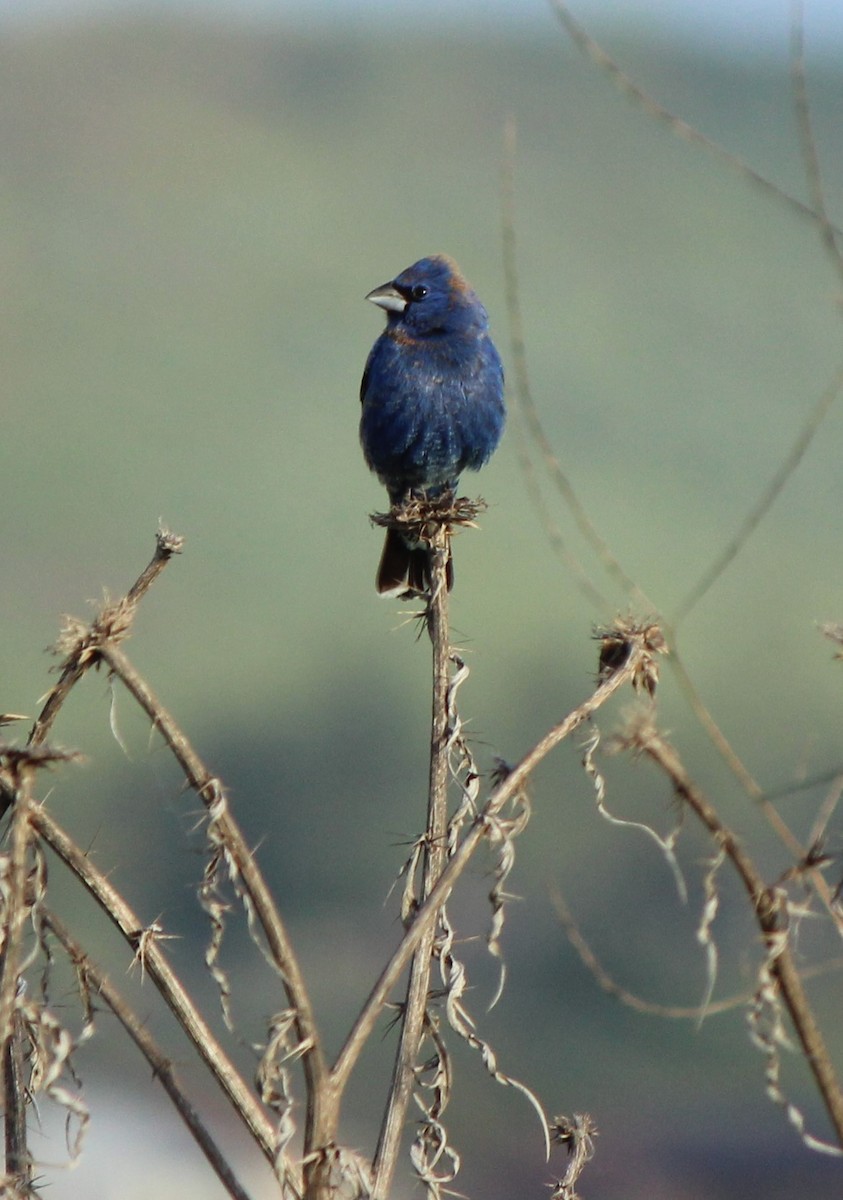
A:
[376, 528, 454, 596]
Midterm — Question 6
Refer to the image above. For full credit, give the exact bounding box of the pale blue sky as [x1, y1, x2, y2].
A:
[2, 0, 843, 52]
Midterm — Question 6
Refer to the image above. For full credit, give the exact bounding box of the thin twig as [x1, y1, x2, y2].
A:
[2, 1031, 28, 1189]
[42, 906, 255, 1200]
[501, 116, 611, 611]
[501, 115, 650, 614]
[0, 768, 35, 1191]
[30, 806, 283, 1176]
[634, 724, 843, 1147]
[548, 0, 843, 236]
[372, 531, 452, 1200]
[333, 631, 651, 1094]
[94, 641, 331, 1176]
[26, 529, 183, 757]
[671, 363, 843, 625]
[789, 0, 843, 282]
[552, 889, 749, 1019]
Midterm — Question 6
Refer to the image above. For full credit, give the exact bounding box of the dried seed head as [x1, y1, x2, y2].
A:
[594, 616, 667, 696]
[371, 492, 487, 543]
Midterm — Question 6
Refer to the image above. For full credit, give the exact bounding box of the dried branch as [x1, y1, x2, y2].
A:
[41, 906, 254, 1200]
[548, 0, 843, 235]
[552, 888, 751, 1020]
[671, 362, 843, 624]
[0, 749, 72, 1189]
[626, 718, 843, 1150]
[92, 642, 330, 1177]
[789, 0, 843, 282]
[25, 529, 183, 760]
[29, 806, 283, 1176]
[333, 620, 657, 1098]
[501, 117, 651, 614]
[372, 526, 453, 1199]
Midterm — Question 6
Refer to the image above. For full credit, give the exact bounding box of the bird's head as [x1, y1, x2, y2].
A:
[365, 255, 488, 337]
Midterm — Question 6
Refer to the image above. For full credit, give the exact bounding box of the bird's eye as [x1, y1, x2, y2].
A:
[411, 285, 428, 301]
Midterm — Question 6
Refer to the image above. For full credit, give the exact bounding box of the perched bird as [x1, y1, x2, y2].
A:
[360, 254, 505, 594]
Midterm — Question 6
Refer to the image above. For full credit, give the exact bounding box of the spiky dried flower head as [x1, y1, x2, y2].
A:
[52, 594, 137, 665]
[0, 743, 82, 792]
[371, 492, 487, 544]
[594, 616, 667, 697]
[0, 744, 82, 773]
[155, 526, 185, 558]
[549, 1112, 598, 1200]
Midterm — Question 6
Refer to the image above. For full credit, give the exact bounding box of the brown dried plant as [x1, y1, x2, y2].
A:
[1, 519, 651, 1198]
[498, 0, 843, 1180]
[4, 7, 843, 1199]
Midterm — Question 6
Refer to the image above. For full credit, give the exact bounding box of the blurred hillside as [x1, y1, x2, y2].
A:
[2, 10, 843, 1199]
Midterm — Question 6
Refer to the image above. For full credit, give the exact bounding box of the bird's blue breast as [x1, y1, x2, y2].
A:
[360, 327, 505, 500]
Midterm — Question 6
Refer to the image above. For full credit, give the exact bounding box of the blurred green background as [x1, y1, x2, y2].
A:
[3, 3, 843, 1198]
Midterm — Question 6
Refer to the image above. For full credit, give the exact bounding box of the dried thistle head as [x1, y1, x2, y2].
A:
[594, 616, 667, 696]
[549, 1112, 598, 1200]
[53, 614, 91, 660]
[0, 743, 82, 786]
[52, 593, 137, 668]
[371, 493, 487, 545]
[155, 526, 185, 558]
[92, 595, 135, 645]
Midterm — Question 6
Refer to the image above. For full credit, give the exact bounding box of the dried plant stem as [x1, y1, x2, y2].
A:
[334, 631, 647, 1102]
[548, 0, 843, 235]
[94, 644, 333, 1174]
[26, 529, 183, 756]
[372, 533, 452, 1200]
[41, 907, 253, 1200]
[639, 730, 843, 1146]
[0, 771, 35, 1190]
[501, 117, 610, 612]
[501, 115, 650, 614]
[671, 362, 843, 625]
[0, 534, 183, 1184]
[30, 806, 282, 1172]
[2, 1030, 28, 1189]
[789, 0, 843, 281]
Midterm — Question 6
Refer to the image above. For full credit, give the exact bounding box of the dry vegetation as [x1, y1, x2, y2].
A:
[1, 4, 843, 1198]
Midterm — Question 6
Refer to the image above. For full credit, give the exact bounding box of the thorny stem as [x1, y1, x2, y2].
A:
[333, 632, 647, 1102]
[372, 532, 452, 1199]
[640, 730, 843, 1148]
[26, 529, 184, 756]
[42, 907, 254, 1200]
[31, 806, 282, 1174]
[0, 533, 183, 1189]
[3, 1029, 27, 1189]
[0, 770, 35, 1192]
[94, 643, 332, 1189]
[7, 532, 332, 1197]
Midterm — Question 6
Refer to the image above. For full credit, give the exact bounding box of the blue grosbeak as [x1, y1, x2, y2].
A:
[360, 254, 505, 594]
